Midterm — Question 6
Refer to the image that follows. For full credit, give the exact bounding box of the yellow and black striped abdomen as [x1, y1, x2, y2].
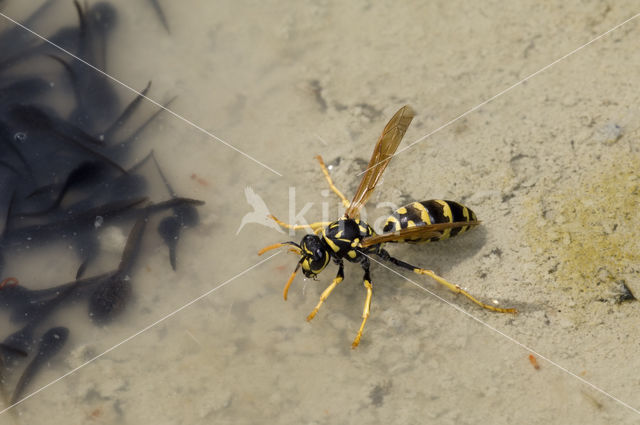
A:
[382, 200, 477, 243]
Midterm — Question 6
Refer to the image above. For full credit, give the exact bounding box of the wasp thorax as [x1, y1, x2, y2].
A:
[299, 234, 329, 277]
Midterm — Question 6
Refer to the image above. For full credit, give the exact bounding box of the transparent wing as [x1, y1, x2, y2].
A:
[360, 221, 480, 247]
[345, 105, 415, 218]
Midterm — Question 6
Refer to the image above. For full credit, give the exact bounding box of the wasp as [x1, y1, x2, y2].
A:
[260, 105, 516, 348]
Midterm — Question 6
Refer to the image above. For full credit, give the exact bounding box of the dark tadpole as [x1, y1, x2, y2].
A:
[0, 17, 84, 76]
[0, 190, 16, 277]
[155, 203, 199, 271]
[106, 94, 177, 159]
[0, 342, 26, 412]
[88, 198, 200, 323]
[1, 271, 118, 364]
[2, 279, 79, 356]
[0, 1, 66, 71]
[146, 197, 204, 216]
[0, 344, 28, 359]
[0, 0, 55, 50]
[3, 197, 148, 246]
[102, 81, 152, 143]
[75, 1, 119, 70]
[157, 216, 180, 270]
[148, 152, 200, 270]
[89, 213, 147, 324]
[148, 153, 201, 229]
[146, 0, 170, 34]
[7, 104, 104, 147]
[66, 0, 121, 131]
[2, 270, 115, 322]
[0, 120, 33, 177]
[7, 104, 127, 173]
[24, 160, 113, 216]
[0, 343, 27, 403]
[0, 77, 52, 111]
[174, 203, 199, 227]
[88, 273, 131, 325]
[61, 166, 149, 214]
[74, 231, 101, 279]
[87, 2, 119, 60]
[10, 327, 69, 404]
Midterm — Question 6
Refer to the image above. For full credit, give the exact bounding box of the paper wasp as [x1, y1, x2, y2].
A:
[259, 105, 516, 348]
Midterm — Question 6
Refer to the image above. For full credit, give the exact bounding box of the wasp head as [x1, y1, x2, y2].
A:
[299, 234, 329, 278]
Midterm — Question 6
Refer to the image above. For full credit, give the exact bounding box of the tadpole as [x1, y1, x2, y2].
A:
[89, 213, 147, 324]
[10, 327, 69, 404]
[158, 215, 180, 270]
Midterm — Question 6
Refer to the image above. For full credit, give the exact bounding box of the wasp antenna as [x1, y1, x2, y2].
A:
[258, 241, 300, 256]
[258, 243, 283, 255]
[283, 261, 302, 301]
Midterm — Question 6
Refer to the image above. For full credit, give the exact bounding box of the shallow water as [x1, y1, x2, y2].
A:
[1, 1, 640, 424]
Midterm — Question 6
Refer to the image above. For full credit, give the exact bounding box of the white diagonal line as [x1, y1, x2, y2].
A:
[362, 252, 640, 416]
[0, 252, 281, 415]
[0, 12, 282, 177]
[357, 11, 640, 177]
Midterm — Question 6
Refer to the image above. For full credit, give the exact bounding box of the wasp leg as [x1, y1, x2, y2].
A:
[315, 155, 350, 209]
[352, 259, 373, 348]
[268, 214, 329, 234]
[377, 249, 516, 314]
[307, 261, 344, 321]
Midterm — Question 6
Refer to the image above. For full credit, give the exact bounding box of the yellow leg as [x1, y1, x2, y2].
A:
[307, 263, 344, 321]
[315, 155, 350, 209]
[377, 249, 515, 314]
[414, 269, 517, 313]
[352, 278, 373, 349]
[268, 214, 329, 233]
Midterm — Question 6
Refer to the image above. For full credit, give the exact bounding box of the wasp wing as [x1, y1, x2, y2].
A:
[345, 105, 415, 219]
[360, 220, 480, 247]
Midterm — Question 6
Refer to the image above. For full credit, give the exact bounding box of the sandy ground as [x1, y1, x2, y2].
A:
[2, 0, 640, 424]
